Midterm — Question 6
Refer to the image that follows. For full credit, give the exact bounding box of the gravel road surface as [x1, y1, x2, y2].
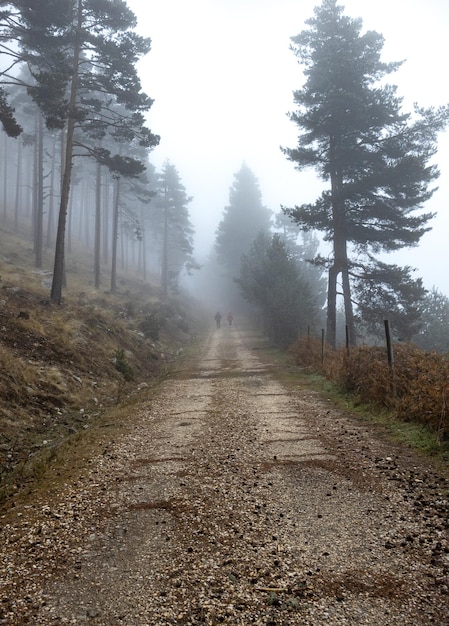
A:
[1, 324, 448, 624]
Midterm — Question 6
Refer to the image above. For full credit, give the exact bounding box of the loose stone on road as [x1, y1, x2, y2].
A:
[3, 324, 449, 624]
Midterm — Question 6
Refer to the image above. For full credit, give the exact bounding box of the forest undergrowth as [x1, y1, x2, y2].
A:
[0, 228, 202, 507]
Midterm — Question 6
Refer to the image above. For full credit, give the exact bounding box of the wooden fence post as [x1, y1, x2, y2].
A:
[321, 328, 325, 366]
[384, 319, 397, 398]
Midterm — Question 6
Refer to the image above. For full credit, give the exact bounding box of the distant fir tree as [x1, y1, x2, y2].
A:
[413, 288, 449, 353]
[237, 232, 319, 347]
[274, 210, 327, 311]
[16, 0, 159, 302]
[352, 259, 426, 342]
[153, 161, 197, 295]
[282, 0, 449, 347]
[215, 163, 272, 281]
[124, 160, 158, 283]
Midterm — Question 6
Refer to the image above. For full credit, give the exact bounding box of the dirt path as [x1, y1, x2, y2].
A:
[2, 324, 449, 624]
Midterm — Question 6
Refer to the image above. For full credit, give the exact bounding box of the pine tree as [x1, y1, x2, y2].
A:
[352, 259, 426, 342]
[237, 232, 319, 347]
[0, 88, 22, 137]
[215, 163, 272, 280]
[17, 0, 159, 302]
[414, 288, 449, 353]
[153, 161, 196, 295]
[274, 211, 327, 310]
[0, 3, 26, 137]
[283, 0, 449, 347]
[129, 161, 158, 282]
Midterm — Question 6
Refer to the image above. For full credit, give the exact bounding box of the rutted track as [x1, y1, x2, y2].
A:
[2, 324, 448, 624]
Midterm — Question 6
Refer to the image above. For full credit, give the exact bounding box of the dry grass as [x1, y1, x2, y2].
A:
[0, 228, 201, 505]
[289, 336, 449, 440]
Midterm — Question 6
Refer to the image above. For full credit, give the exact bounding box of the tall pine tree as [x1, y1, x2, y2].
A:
[153, 161, 196, 295]
[18, 0, 159, 302]
[283, 0, 448, 347]
[215, 163, 272, 280]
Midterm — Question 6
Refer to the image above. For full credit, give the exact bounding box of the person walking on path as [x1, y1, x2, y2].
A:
[227, 312, 234, 327]
[214, 311, 222, 328]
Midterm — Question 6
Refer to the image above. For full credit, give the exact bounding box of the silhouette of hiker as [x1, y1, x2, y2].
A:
[227, 312, 234, 326]
[214, 311, 222, 328]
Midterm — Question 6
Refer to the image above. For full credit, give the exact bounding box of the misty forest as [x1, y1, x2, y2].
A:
[1, 0, 449, 353]
[3, 3, 449, 620]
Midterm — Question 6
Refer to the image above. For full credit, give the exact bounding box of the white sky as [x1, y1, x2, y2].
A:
[127, 0, 449, 295]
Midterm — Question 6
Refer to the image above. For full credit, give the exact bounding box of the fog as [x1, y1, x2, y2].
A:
[2, 0, 447, 320]
[127, 0, 449, 295]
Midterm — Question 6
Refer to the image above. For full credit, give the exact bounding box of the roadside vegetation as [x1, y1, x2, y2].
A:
[1, 0, 448, 526]
[288, 336, 449, 460]
[0, 229, 203, 507]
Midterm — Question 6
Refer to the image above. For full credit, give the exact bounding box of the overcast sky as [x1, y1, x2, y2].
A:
[126, 0, 449, 295]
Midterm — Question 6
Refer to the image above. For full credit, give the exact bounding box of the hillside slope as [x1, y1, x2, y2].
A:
[0, 229, 202, 504]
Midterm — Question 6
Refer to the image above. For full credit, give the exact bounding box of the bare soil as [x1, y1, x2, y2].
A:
[1, 323, 448, 625]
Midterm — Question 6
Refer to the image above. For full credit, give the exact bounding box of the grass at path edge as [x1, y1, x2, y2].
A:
[244, 328, 449, 468]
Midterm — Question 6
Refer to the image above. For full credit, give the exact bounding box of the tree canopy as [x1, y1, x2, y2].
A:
[413, 288, 449, 353]
[215, 163, 272, 280]
[1, 0, 160, 302]
[237, 232, 319, 347]
[154, 161, 197, 295]
[283, 0, 449, 347]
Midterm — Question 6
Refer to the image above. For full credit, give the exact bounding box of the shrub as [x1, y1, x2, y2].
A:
[114, 348, 134, 382]
[340, 345, 393, 406]
[139, 313, 162, 341]
[393, 346, 449, 435]
[290, 336, 449, 440]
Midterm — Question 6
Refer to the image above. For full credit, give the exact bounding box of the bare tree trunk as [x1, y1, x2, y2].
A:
[110, 176, 120, 294]
[139, 203, 147, 281]
[50, 0, 82, 303]
[67, 188, 74, 256]
[81, 182, 90, 248]
[35, 114, 44, 268]
[327, 134, 357, 347]
[342, 266, 356, 346]
[94, 160, 102, 289]
[46, 133, 58, 248]
[102, 176, 110, 264]
[25, 147, 33, 222]
[120, 213, 125, 271]
[161, 186, 168, 296]
[3, 133, 8, 222]
[14, 136, 22, 233]
[326, 264, 338, 348]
